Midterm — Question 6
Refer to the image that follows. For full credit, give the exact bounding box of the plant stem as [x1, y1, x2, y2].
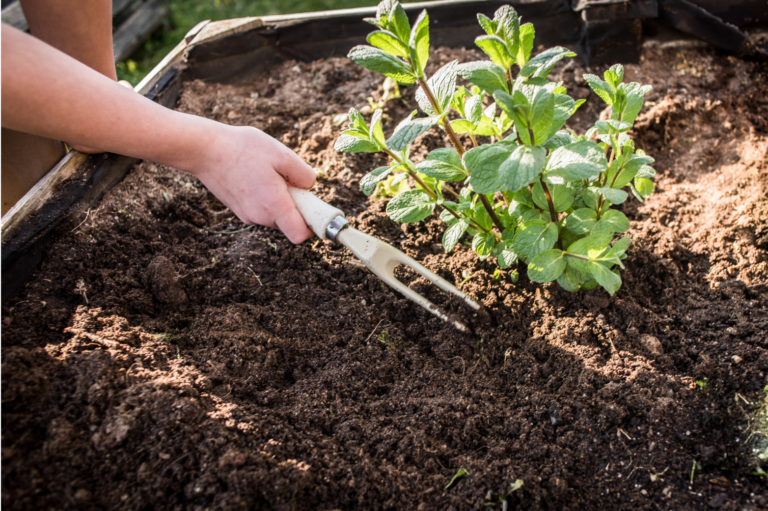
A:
[417, 77, 466, 156]
[540, 178, 564, 250]
[564, 252, 588, 261]
[478, 194, 505, 233]
[469, 132, 478, 148]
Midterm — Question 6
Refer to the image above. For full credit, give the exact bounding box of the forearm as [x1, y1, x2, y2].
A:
[20, 0, 116, 79]
[1, 25, 215, 173]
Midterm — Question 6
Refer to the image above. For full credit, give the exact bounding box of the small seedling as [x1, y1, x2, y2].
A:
[338, 0, 656, 295]
[377, 330, 402, 349]
[445, 467, 469, 490]
[690, 460, 701, 484]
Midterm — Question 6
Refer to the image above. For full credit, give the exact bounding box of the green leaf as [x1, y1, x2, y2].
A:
[519, 47, 576, 79]
[599, 187, 628, 205]
[600, 209, 630, 233]
[542, 131, 575, 150]
[386, 190, 435, 223]
[476, 35, 514, 69]
[334, 132, 379, 153]
[474, 117, 496, 136]
[389, 3, 411, 45]
[445, 468, 469, 491]
[494, 240, 518, 269]
[450, 86, 469, 117]
[443, 219, 469, 252]
[473, 202, 493, 231]
[457, 61, 509, 96]
[547, 93, 575, 139]
[465, 143, 515, 194]
[348, 45, 416, 84]
[583, 74, 614, 105]
[529, 87, 554, 145]
[370, 109, 386, 148]
[417, 148, 467, 181]
[367, 30, 409, 58]
[495, 6, 520, 58]
[516, 23, 535, 66]
[386, 114, 438, 151]
[416, 60, 458, 115]
[472, 232, 496, 256]
[589, 262, 622, 295]
[605, 236, 631, 259]
[361, 164, 398, 195]
[532, 182, 573, 212]
[512, 221, 558, 261]
[564, 208, 597, 235]
[409, 9, 430, 76]
[634, 177, 654, 198]
[595, 119, 632, 134]
[605, 64, 624, 87]
[449, 119, 476, 134]
[477, 13, 496, 36]
[583, 187, 601, 210]
[348, 107, 368, 133]
[465, 94, 484, 124]
[528, 249, 566, 283]
[501, 145, 546, 193]
[587, 220, 614, 258]
[545, 140, 607, 183]
[636, 164, 656, 179]
[565, 238, 590, 273]
[615, 82, 652, 124]
[557, 266, 582, 292]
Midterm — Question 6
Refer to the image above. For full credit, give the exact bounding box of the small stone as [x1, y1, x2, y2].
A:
[74, 489, 91, 502]
[640, 334, 664, 355]
[640, 489, 648, 496]
[731, 355, 742, 364]
[549, 402, 564, 426]
[708, 493, 728, 508]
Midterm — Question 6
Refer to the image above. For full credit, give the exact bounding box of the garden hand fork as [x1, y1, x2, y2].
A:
[288, 187, 481, 332]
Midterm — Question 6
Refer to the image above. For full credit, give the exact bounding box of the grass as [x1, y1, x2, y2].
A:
[117, 0, 384, 85]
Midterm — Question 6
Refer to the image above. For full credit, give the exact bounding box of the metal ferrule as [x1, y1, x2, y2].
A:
[325, 216, 350, 243]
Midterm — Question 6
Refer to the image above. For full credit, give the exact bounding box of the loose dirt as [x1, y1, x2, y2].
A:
[3, 44, 767, 510]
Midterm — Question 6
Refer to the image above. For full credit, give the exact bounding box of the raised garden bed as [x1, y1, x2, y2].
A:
[3, 4, 768, 511]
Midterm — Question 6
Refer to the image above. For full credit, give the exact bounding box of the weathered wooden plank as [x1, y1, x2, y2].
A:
[580, 0, 658, 21]
[112, 0, 167, 62]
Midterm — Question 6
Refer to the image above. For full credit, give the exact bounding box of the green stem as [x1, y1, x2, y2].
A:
[417, 77, 466, 156]
[539, 178, 564, 250]
[564, 252, 588, 261]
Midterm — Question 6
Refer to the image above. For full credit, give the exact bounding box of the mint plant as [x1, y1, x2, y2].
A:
[335, 0, 655, 295]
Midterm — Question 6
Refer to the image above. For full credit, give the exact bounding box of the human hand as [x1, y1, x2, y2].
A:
[191, 125, 317, 244]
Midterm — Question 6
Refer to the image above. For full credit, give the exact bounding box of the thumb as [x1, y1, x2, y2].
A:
[273, 187, 315, 244]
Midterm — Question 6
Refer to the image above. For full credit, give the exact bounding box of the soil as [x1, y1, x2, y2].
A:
[3, 43, 768, 511]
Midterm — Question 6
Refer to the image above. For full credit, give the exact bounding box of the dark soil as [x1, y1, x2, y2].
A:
[3, 44, 768, 511]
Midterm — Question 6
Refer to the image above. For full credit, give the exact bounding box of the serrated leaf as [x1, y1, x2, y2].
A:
[600, 209, 630, 233]
[370, 109, 386, 148]
[476, 35, 514, 69]
[386, 114, 437, 151]
[542, 131, 575, 150]
[615, 82, 652, 124]
[512, 221, 558, 261]
[465, 143, 515, 194]
[529, 87, 554, 146]
[477, 13, 496, 35]
[636, 165, 656, 179]
[532, 182, 573, 213]
[494, 240, 518, 269]
[557, 266, 582, 292]
[587, 220, 614, 258]
[501, 145, 546, 193]
[520, 47, 576, 78]
[584, 74, 614, 105]
[472, 232, 496, 256]
[348, 45, 416, 84]
[367, 30, 409, 58]
[546, 140, 607, 183]
[417, 148, 467, 181]
[546, 93, 575, 139]
[565, 238, 590, 273]
[386, 190, 435, 223]
[516, 23, 535, 66]
[409, 9, 430, 76]
[473, 202, 493, 231]
[605, 236, 631, 259]
[457, 61, 509, 96]
[361, 164, 398, 195]
[348, 107, 368, 133]
[443, 219, 469, 252]
[599, 187, 628, 205]
[528, 249, 566, 283]
[466, 94, 484, 124]
[389, 3, 411, 45]
[416, 60, 458, 115]
[334, 132, 380, 153]
[634, 177, 654, 198]
[589, 262, 622, 295]
[564, 208, 597, 235]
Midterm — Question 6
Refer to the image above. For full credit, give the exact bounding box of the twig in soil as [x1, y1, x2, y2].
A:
[203, 225, 255, 235]
[247, 266, 263, 286]
[617, 428, 634, 441]
[649, 466, 669, 482]
[75, 279, 89, 304]
[735, 393, 752, 405]
[70, 208, 91, 233]
[364, 320, 386, 343]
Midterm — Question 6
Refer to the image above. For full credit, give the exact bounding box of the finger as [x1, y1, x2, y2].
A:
[273, 189, 314, 244]
[274, 147, 316, 190]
